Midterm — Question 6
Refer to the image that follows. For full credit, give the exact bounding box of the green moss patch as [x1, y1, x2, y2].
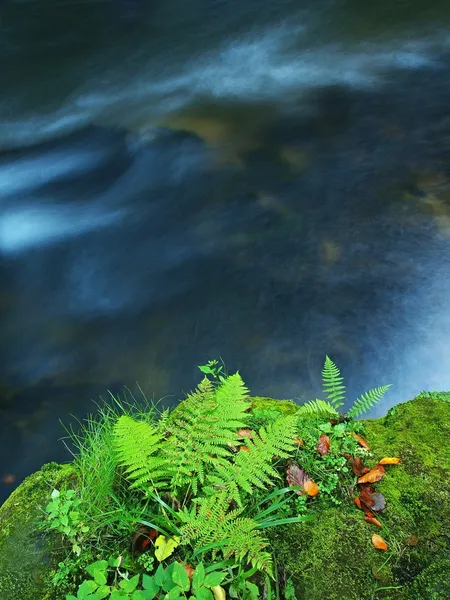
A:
[0, 462, 75, 600]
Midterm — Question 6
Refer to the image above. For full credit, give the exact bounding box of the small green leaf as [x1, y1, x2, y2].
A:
[93, 570, 107, 587]
[154, 535, 180, 561]
[108, 556, 122, 568]
[318, 422, 333, 433]
[81, 525, 90, 533]
[172, 562, 190, 591]
[110, 591, 129, 599]
[77, 579, 98, 599]
[132, 592, 146, 600]
[154, 563, 167, 587]
[246, 582, 260, 598]
[167, 586, 184, 600]
[94, 586, 111, 600]
[73, 543, 82, 556]
[196, 588, 214, 600]
[192, 563, 205, 592]
[86, 561, 108, 577]
[119, 574, 140, 593]
[51, 488, 60, 498]
[142, 574, 160, 598]
[204, 572, 225, 588]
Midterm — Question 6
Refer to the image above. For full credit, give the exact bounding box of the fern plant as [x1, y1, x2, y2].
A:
[113, 371, 301, 575]
[114, 415, 168, 491]
[204, 414, 298, 506]
[177, 492, 273, 572]
[163, 374, 251, 497]
[297, 356, 390, 419]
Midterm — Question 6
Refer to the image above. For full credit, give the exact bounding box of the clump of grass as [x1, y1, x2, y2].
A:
[61, 388, 164, 541]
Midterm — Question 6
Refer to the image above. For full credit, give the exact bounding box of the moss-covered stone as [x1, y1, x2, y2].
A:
[0, 462, 75, 600]
[1, 394, 449, 600]
[270, 394, 450, 599]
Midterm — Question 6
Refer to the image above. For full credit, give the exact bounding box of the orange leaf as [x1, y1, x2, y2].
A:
[303, 479, 320, 497]
[294, 436, 304, 447]
[132, 526, 158, 555]
[286, 462, 320, 496]
[358, 465, 386, 484]
[347, 456, 370, 476]
[237, 429, 254, 439]
[316, 434, 331, 456]
[372, 534, 388, 550]
[379, 457, 401, 465]
[239, 446, 250, 452]
[354, 497, 362, 510]
[365, 516, 382, 528]
[349, 433, 370, 449]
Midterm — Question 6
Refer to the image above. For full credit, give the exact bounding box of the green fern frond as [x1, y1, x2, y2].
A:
[322, 356, 346, 409]
[347, 385, 391, 418]
[178, 493, 272, 572]
[163, 374, 251, 496]
[204, 415, 298, 506]
[296, 399, 339, 419]
[113, 415, 168, 490]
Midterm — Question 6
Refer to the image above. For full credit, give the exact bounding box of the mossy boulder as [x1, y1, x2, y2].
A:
[271, 394, 450, 600]
[0, 394, 449, 600]
[0, 462, 75, 600]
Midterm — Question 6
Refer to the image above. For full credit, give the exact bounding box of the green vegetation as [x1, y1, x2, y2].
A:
[0, 358, 449, 600]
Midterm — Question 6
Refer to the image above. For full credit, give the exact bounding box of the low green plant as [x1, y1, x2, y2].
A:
[43, 488, 90, 555]
[113, 374, 308, 572]
[67, 558, 226, 600]
[198, 360, 224, 379]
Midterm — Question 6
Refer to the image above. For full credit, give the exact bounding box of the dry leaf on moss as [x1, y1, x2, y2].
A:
[372, 534, 388, 550]
[286, 462, 320, 496]
[347, 455, 370, 476]
[349, 433, 371, 449]
[316, 434, 331, 456]
[358, 465, 386, 484]
[365, 516, 382, 528]
[379, 457, 401, 465]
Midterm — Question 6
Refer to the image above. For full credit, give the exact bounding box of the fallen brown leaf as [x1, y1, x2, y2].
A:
[347, 455, 370, 476]
[316, 434, 331, 456]
[237, 429, 253, 439]
[365, 516, 382, 528]
[372, 534, 388, 550]
[132, 526, 158, 555]
[239, 446, 250, 452]
[354, 497, 362, 509]
[294, 436, 304, 447]
[286, 462, 320, 496]
[379, 457, 401, 465]
[358, 464, 386, 484]
[349, 433, 370, 450]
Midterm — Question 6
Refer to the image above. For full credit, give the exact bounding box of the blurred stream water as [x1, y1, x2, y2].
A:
[2, 0, 450, 501]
